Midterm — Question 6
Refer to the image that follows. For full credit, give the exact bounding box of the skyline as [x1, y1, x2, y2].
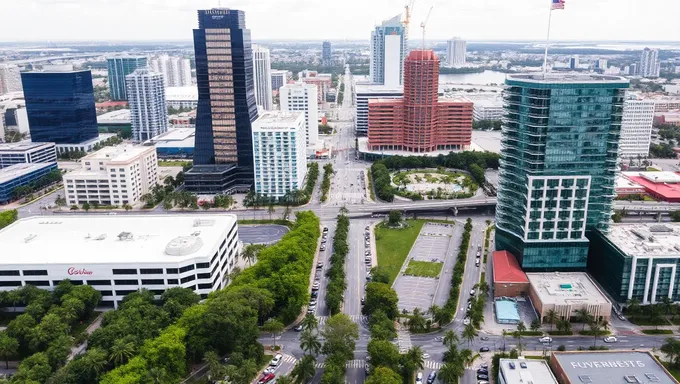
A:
[2, 0, 679, 43]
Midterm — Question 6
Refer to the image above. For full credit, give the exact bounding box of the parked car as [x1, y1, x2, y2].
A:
[604, 336, 617, 343]
[477, 374, 489, 381]
[415, 372, 423, 384]
[475, 259, 480, 267]
[426, 371, 437, 384]
[463, 318, 471, 325]
[323, 227, 328, 232]
[311, 291, 318, 298]
[258, 373, 275, 384]
[539, 336, 552, 343]
[320, 246, 326, 251]
[309, 299, 317, 306]
[470, 289, 475, 296]
[477, 381, 489, 384]
[294, 325, 303, 332]
[477, 368, 488, 374]
[361, 297, 365, 305]
[365, 226, 370, 230]
[365, 250, 371, 256]
[269, 354, 283, 367]
[479, 347, 490, 352]
[480, 336, 489, 341]
[479, 363, 488, 369]
[317, 262, 324, 268]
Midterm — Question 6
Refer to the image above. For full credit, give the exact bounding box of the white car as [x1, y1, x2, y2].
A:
[604, 336, 617, 343]
[463, 318, 471, 325]
[269, 354, 283, 366]
[539, 337, 552, 343]
[470, 289, 475, 296]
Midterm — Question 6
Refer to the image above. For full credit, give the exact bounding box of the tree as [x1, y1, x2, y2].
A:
[321, 314, 359, 362]
[388, 210, 402, 226]
[12, 352, 51, 383]
[400, 346, 425, 383]
[0, 333, 18, 369]
[277, 376, 294, 384]
[268, 204, 276, 220]
[575, 308, 592, 330]
[588, 320, 602, 347]
[369, 266, 390, 285]
[530, 318, 542, 333]
[203, 350, 224, 382]
[301, 313, 318, 332]
[365, 367, 402, 384]
[291, 354, 316, 384]
[545, 309, 558, 331]
[514, 321, 526, 355]
[627, 298, 641, 318]
[367, 339, 400, 372]
[262, 318, 284, 350]
[661, 337, 680, 367]
[54, 195, 67, 210]
[408, 308, 427, 333]
[368, 310, 397, 341]
[339, 205, 349, 216]
[282, 205, 292, 221]
[300, 330, 321, 356]
[364, 282, 399, 320]
[109, 339, 136, 367]
[671, 211, 680, 223]
[443, 330, 459, 349]
[462, 323, 477, 347]
[438, 361, 465, 384]
[241, 243, 265, 267]
[557, 319, 572, 334]
[82, 202, 91, 212]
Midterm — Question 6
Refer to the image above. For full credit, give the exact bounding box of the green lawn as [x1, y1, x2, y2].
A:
[663, 363, 680, 381]
[375, 219, 426, 284]
[405, 261, 443, 278]
[158, 160, 192, 168]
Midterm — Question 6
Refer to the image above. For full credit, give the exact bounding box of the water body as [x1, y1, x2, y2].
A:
[439, 70, 508, 85]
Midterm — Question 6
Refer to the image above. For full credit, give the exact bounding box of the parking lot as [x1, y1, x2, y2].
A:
[239, 225, 289, 244]
[393, 223, 454, 313]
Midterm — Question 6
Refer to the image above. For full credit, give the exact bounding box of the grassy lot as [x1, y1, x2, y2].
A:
[663, 363, 680, 381]
[375, 219, 426, 285]
[158, 160, 192, 168]
[405, 261, 443, 278]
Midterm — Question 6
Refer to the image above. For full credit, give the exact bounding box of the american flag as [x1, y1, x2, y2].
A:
[551, 0, 565, 10]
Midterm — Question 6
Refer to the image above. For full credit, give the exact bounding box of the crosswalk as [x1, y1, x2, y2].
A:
[315, 359, 366, 369]
[397, 330, 413, 353]
[316, 315, 367, 326]
[282, 355, 297, 364]
[424, 360, 443, 370]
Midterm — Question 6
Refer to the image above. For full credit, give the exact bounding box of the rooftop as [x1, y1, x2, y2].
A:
[551, 351, 678, 384]
[499, 358, 558, 384]
[507, 73, 629, 85]
[606, 223, 680, 257]
[526, 272, 611, 306]
[616, 175, 645, 190]
[281, 82, 317, 90]
[82, 145, 155, 164]
[0, 141, 54, 153]
[0, 215, 236, 264]
[96, 109, 131, 124]
[0, 163, 56, 184]
[493, 251, 528, 283]
[253, 111, 304, 128]
[151, 128, 195, 143]
[165, 86, 198, 101]
[355, 83, 404, 94]
[623, 171, 680, 200]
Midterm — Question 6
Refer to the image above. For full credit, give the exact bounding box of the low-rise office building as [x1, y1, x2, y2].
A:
[148, 128, 195, 159]
[492, 250, 530, 297]
[550, 351, 678, 384]
[354, 83, 403, 136]
[589, 223, 680, 304]
[0, 162, 58, 204]
[527, 272, 612, 323]
[62, 145, 158, 206]
[0, 141, 56, 169]
[498, 358, 558, 384]
[165, 86, 198, 110]
[0, 214, 240, 309]
[622, 171, 680, 202]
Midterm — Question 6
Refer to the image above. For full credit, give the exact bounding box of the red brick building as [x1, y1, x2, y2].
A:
[367, 50, 473, 153]
[492, 250, 529, 297]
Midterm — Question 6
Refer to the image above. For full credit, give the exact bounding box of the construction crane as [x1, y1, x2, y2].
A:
[404, 0, 416, 41]
[420, 6, 434, 51]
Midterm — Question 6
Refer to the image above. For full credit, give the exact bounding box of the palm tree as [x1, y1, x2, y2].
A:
[109, 339, 135, 367]
[501, 329, 507, 351]
[203, 350, 224, 382]
[443, 330, 459, 349]
[462, 323, 478, 347]
[263, 318, 284, 350]
[589, 320, 601, 347]
[459, 348, 475, 368]
[300, 330, 321, 356]
[241, 244, 257, 267]
[0, 334, 18, 369]
[401, 346, 425, 383]
[291, 354, 316, 384]
[301, 313, 318, 332]
[662, 296, 674, 317]
[339, 205, 349, 215]
[438, 361, 464, 384]
[276, 376, 294, 384]
[268, 204, 276, 220]
[530, 319, 542, 333]
[515, 322, 526, 355]
[545, 309, 558, 331]
[627, 298, 641, 318]
[146, 367, 168, 384]
[575, 309, 592, 330]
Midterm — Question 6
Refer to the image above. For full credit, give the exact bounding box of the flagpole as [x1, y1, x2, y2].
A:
[542, 5, 553, 78]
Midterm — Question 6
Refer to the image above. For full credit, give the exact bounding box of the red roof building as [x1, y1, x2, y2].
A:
[367, 50, 473, 153]
[492, 250, 529, 297]
[623, 171, 680, 202]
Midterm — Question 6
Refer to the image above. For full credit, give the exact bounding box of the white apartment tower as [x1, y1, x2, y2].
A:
[126, 68, 169, 142]
[0, 64, 23, 94]
[271, 70, 288, 93]
[639, 48, 660, 78]
[63, 145, 159, 207]
[369, 14, 407, 88]
[252, 45, 273, 111]
[252, 111, 307, 198]
[280, 82, 318, 146]
[446, 37, 467, 67]
[150, 55, 192, 87]
[619, 99, 656, 159]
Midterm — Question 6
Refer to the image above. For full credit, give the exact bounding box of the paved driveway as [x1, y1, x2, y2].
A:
[239, 225, 289, 244]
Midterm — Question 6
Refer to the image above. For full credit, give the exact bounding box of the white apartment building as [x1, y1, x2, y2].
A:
[0, 214, 240, 308]
[370, 14, 407, 88]
[252, 111, 307, 198]
[0, 141, 57, 169]
[166, 86, 199, 109]
[63, 145, 159, 206]
[280, 82, 319, 146]
[271, 69, 288, 93]
[253, 45, 273, 111]
[0, 64, 22, 94]
[126, 68, 169, 142]
[354, 83, 403, 136]
[640, 48, 660, 78]
[446, 37, 467, 67]
[620, 99, 655, 159]
[150, 55, 192, 87]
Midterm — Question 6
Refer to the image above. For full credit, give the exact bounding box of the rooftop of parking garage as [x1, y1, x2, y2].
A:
[607, 223, 680, 257]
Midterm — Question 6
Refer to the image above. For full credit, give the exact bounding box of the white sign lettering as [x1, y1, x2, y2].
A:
[570, 360, 646, 369]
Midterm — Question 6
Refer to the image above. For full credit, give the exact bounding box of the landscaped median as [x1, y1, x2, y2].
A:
[374, 219, 426, 284]
[404, 261, 443, 278]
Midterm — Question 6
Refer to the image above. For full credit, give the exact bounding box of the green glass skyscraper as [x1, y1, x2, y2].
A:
[495, 74, 629, 271]
[107, 56, 147, 101]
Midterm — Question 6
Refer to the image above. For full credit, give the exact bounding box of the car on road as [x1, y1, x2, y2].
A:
[317, 262, 324, 268]
[477, 373, 489, 381]
[294, 325, 303, 332]
[365, 363, 370, 376]
[263, 367, 275, 375]
[258, 373, 276, 384]
[470, 289, 475, 296]
[426, 371, 437, 384]
[604, 336, 617, 343]
[422, 353, 430, 359]
[269, 354, 283, 367]
[312, 282, 320, 290]
[463, 318, 471, 325]
[475, 259, 480, 267]
[479, 347, 490, 352]
[309, 299, 317, 306]
[320, 246, 326, 251]
[311, 291, 318, 298]
[539, 336, 552, 343]
[480, 336, 489, 341]
[361, 297, 365, 305]
[477, 381, 489, 384]
[415, 372, 423, 384]
[365, 226, 370, 230]
[479, 363, 488, 369]
[323, 227, 328, 233]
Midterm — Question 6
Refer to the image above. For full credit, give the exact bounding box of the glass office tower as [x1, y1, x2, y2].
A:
[21, 70, 99, 144]
[185, 8, 258, 193]
[107, 57, 147, 101]
[495, 74, 628, 271]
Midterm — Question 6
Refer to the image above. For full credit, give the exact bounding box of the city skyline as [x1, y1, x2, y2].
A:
[2, 0, 679, 42]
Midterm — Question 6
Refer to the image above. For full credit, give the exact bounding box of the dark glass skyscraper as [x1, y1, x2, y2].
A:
[185, 8, 259, 193]
[107, 57, 147, 101]
[21, 70, 99, 144]
[495, 74, 628, 271]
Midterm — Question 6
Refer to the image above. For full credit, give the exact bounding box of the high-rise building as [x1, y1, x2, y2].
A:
[107, 56, 148, 101]
[354, 83, 403, 136]
[252, 111, 307, 198]
[280, 82, 318, 146]
[619, 99, 655, 160]
[126, 68, 168, 142]
[629, 63, 638, 76]
[322, 41, 332, 65]
[445, 37, 467, 67]
[271, 69, 288, 92]
[184, 8, 258, 194]
[367, 50, 473, 153]
[640, 48, 660, 78]
[252, 45, 273, 111]
[370, 14, 407, 88]
[149, 55, 192, 87]
[569, 56, 579, 69]
[0, 64, 22, 94]
[21, 70, 99, 145]
[302, 74, 332, 104]
[495, 74, 629, 271]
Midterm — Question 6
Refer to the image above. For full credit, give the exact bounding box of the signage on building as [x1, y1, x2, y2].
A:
[68, 267, 93, 276]
[570, 361, 646, 369]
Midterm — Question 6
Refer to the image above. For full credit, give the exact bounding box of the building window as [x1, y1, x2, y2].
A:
[196, 262, 210, 269]
[99, 290, 113, 296]
[198, 283, 212, 290]
[197, 273, 211, 280]
[180, 275, 196, 284]
[87, 280, 111, 285]
[0, 281, 21, 287]
[0, 270, 20, 276]
[167, 279, 179, 285]
[114, 280, 139, 286]
[23, 270, 48, 276]
[140, 268, 164, 275]
[179, 265, 195, 273]
[112, 269, 138, 275]
[115, 290, 136, 296]
[141, 279, 164, 285]
[25, 280, 49, 287]
[166, 268, 179, 274]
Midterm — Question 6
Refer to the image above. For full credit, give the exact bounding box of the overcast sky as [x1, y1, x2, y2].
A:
[1, 0, 677, 43]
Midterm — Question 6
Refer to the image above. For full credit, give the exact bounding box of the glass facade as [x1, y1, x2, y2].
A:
[495, 75, 629, 270]
[22, 71, 99, 144]
[107, 57, 147, 101]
